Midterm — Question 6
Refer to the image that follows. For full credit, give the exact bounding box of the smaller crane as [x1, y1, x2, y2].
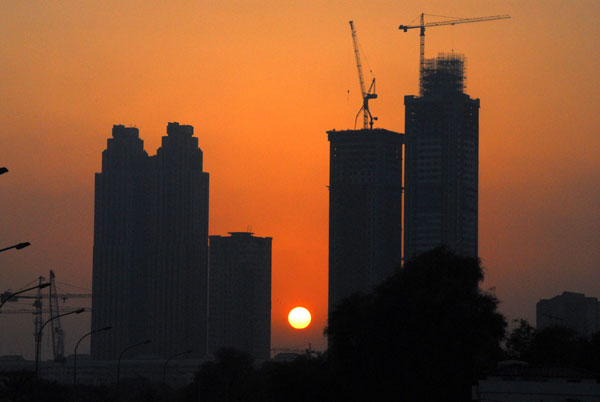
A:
[1, 273, 91, 362]
[349, 20, 378, 130]
[48, 270, 66, 362]
[399, 13, 511, 95]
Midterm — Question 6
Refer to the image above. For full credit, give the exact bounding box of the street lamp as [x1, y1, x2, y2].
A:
[36, 308, 85, 376]
[117, 339, 151, 386]
[73, 326, 112, 386]
[0, 282, 49, 310]
[0, 242, 31, 254]
[0, 167, 7, 175]
[162, 350, 192, 385]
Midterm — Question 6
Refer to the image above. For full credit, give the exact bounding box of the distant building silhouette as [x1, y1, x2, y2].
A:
[404, 53, 479, 259]
[92, 122, 209, 360]
[208, 232, 271, 360]
[537, 291, 600, 337]
[327, 128, 403, 314]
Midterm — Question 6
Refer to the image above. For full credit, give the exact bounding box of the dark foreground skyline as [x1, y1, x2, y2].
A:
[5, 248, 600, 402]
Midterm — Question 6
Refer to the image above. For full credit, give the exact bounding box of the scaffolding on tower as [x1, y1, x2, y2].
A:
[399, 13, 510, 96]
[421, 53, 465, 96]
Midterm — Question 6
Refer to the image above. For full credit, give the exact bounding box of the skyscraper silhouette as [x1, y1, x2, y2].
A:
[91, 125, 149, 360]
[404, 54, 479, 259]
[327, 128, 403, 314]
[91, 122, 209, 359]
[208, 232, 272, 360]
[147, 122, 210, 358]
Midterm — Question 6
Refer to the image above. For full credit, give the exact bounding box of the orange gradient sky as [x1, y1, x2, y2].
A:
[1, 1, 599, 359]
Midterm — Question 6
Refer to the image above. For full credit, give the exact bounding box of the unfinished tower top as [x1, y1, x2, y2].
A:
[421, 53, 465, 97]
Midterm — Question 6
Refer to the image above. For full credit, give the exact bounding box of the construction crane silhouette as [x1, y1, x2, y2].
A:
[349, 20, 377, 130]
[1, 272, 91, 362]
[399, 13, 511, 95]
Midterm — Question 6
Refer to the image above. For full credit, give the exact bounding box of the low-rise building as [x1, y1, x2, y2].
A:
[473, 361, 600, 402]
[537, 291, 600, 337]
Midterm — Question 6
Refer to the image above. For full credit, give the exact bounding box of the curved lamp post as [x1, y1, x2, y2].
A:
[74, 326, 112, 385]
[162, 350, 192, 385]
[117, 339, 151, 386]
[0, 242, 31, 254]
[0, 282, 49, 310]
[0, 167, 8, 175]
[36, 308, 85, 376]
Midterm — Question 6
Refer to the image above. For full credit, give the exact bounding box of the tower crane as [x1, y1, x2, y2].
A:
[349, 20, 378, 130]
[399, 13, 511, 95]
[0, 272, 91, 362]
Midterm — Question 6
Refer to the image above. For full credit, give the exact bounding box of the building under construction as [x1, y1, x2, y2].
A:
[404, 53, 479, 260]
[420, 53, 466, 96]
[327, 128, 403, 313]
[327, 21, 404, 314]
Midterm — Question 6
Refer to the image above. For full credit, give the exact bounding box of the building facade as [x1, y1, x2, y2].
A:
[537, 291, 600, 337]
[404, 53, 479, 260]
[91, 125, 149, 360]
[146, 122, 210, 359]
[92, 122, 210, 359]
[208, 232, 272, 360]
[327, 128, 403, 314]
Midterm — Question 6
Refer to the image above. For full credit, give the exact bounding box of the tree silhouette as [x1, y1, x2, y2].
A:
[0, 370, 68, 402]
[505, 319, 535, 360]
[185, 348, 263, 402]
[262, 354, 331, 402]
[326, 247, 506, 402]
[527, 326, 589, 368]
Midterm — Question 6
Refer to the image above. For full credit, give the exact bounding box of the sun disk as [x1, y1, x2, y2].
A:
[288, 307, 311, 329]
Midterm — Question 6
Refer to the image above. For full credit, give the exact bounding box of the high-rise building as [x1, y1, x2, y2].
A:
[327, 128, 403, 314]
[91, 125, 149, 360]
[403, 53, 479, 260]
[146, 122, 210, 358]
[208, 232, 272, 360]
[537, 291, 600, 337]
[91, 122, 210, 359]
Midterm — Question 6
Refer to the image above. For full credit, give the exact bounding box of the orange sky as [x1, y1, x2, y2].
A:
[1, 1, 599, 359]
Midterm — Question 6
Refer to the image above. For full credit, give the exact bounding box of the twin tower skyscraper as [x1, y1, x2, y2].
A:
[91, 122, 271, 361]
[92, 122, 208, 360]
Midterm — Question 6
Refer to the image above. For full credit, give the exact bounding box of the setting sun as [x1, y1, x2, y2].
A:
[288, 307, 312, 329]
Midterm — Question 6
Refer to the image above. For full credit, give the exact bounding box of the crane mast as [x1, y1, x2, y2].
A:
[399, 13, 511, 96]
[349, 20, 377, 130]
[33, 276, 44, 367]
[49, 270, 65, 362]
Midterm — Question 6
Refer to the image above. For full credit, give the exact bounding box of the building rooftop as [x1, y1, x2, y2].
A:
[327, 128, 402, 136]
[112, 124, 139, 138]
[167, 121, 194, 136]
[487, 361, 599, 381]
